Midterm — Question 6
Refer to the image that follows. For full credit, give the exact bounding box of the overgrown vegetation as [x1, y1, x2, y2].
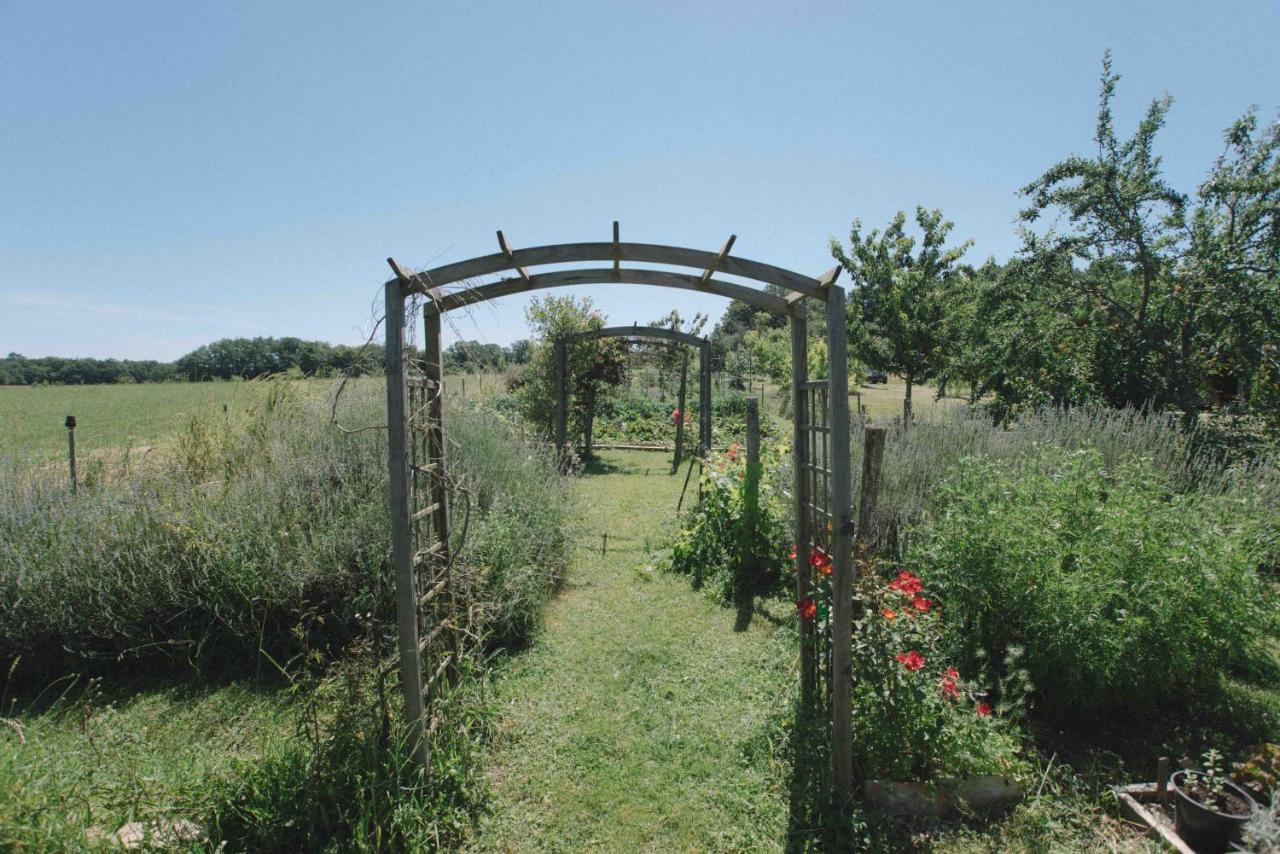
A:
[0, 376, 572, 850]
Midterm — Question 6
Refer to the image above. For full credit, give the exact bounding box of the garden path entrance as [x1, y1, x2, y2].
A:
[465, 450, 791, 851]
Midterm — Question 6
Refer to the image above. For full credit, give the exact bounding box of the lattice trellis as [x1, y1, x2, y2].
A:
[797, 379, 834, 712]
[404, 374, 472, 753]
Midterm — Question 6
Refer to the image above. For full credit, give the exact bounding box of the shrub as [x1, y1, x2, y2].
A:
[848, 569, 1026, 782]
[665, 441, 792, 603]
[908, 445, 1279, 715]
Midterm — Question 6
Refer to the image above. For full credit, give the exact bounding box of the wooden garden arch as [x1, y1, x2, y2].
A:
[555, 325, 712, 461]
[383, 223, 856, 808]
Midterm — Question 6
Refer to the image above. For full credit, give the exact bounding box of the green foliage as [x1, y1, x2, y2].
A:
[981, 54, 1280, 423]
[208, 648, 485, 852]
[832, 206, 973, 418]
[588, 387, 775, 449]
[512, 295, 626, 442]
[0, 379, 572, 683]
[908, 445, 1279, 714]
[850, 570, 1026, 782]
[665, 443, 792, 603]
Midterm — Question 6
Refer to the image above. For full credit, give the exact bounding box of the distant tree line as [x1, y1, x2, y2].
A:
[1, 335, 536, 386]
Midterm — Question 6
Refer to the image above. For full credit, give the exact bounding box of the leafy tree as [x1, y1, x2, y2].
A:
[832, 207, 972, 421]
[504, 339, 533, 365]
[1187, 110, 1280, 418]
[515, 296, 626, 442]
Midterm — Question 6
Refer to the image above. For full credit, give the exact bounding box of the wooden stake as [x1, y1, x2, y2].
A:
[65, 415, 77, 495]
[672, 348, 688, 472]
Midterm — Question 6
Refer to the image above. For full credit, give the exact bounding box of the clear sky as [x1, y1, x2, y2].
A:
[3, 1, 1277, 360]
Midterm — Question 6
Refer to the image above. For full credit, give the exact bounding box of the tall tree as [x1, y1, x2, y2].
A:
[831, 207, 972, 421]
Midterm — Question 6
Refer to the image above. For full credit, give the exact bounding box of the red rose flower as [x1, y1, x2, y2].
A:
[894, 650, 925, 671]
[939, 667, 960, 700]
[808, 547, 828, 569]
[888, 570, 924, 597]
[788, 544, 797, 561]
[796, 597, 817, 621]
[975, 701, 991, 716]
[910, 596, 933, 612]
[671, 408, 682, 424]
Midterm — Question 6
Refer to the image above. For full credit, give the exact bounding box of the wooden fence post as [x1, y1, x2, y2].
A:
[383, 277, 429, 769]
[699, 342, 711, 453]
[826, 284, 855, 814]
[553, 338, 567, 458]
[65, 415, 77, 495]
[672, 348, 688, 472]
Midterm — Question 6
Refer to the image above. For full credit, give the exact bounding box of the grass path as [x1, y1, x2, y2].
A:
[467, 450, 793, 852]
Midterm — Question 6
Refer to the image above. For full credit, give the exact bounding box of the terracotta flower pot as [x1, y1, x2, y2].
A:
[1170, 769, 1257, 852]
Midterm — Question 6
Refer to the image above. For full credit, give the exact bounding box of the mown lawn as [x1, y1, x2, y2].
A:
[467, 449, 794, 851]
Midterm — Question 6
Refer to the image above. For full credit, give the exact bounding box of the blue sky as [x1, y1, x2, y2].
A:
[2, 1, 1277, 360]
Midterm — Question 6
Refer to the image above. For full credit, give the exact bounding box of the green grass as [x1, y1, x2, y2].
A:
[467, 450, 793, 852]
[0, 675, 297, 852]
[0, 378, 339, 467]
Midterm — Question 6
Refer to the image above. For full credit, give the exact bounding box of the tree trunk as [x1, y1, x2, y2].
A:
[903, 375, 914, 426]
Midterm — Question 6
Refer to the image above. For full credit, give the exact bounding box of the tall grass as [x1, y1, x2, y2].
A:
[838, 403, 1280, 559]
[0, 378, 570, 683]
[1, 376, 573, 849]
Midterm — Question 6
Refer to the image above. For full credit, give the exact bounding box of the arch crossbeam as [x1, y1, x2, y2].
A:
[570, 324, 707, 348]
[422, 268, 798, 317]
[400, 240, 826, 300]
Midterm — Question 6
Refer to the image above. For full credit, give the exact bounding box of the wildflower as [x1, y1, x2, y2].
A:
[796, 597, 817, 621]
[888, 570, 924, 596]
[975, 701, 991, 716]
[895, 650, 925, 671]
[881, 608, 897, 621]
[910, 595, 933, 612]
[939, 667, 960, 700]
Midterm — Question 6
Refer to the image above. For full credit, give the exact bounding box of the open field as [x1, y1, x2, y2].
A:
[0, 380, 329, 467]
[0, 372, 514, 470]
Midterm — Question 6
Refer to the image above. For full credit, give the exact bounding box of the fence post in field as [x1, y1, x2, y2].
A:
[382, 273, 429, 769]
[65, 415, 77, 494]
[553, 338, 567, 460]
[854, 425, 886, 601]
[826, 282, 855, 818]
[672, 347, 689, 472]
[698, 341, 711, 453]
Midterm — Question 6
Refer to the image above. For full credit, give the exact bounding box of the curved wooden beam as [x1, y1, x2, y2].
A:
[400, 242, 825, 298]
[568, 325, 707, 349]
[422, 268, 797, 317]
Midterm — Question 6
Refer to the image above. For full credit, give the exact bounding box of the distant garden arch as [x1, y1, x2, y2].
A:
[555, 324, 712, 463]
[383, 223, 857, 808]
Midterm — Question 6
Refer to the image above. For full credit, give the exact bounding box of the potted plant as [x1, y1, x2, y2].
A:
[1172, 749, 1258, 851]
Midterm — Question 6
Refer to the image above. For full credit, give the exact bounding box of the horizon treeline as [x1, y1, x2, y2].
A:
[0, 335, 532, 386]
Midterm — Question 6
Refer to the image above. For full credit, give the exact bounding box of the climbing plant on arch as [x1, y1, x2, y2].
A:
[554, 325, 712, 464]
[383, 223, 857, 807]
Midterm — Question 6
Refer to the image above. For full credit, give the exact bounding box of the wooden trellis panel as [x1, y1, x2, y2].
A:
[798, 380, 833, 713]
[407, 375, 460, 732]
